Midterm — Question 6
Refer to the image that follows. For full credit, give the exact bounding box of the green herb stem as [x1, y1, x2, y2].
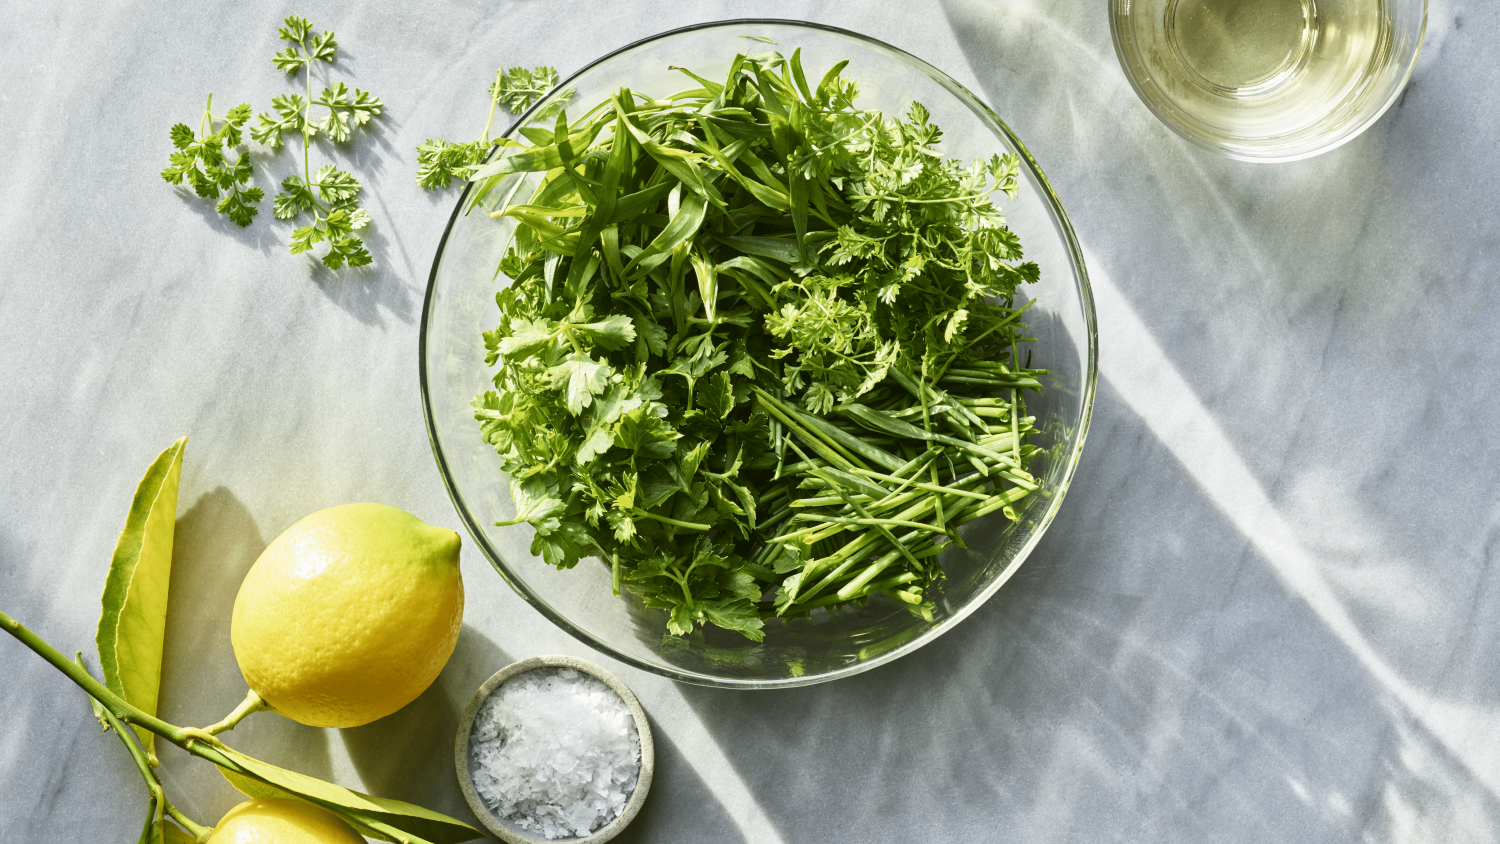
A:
[1, 611, 185, 744]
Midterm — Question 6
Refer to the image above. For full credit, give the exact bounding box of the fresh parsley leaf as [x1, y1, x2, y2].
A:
[548, 353, 612, 414]
[570, 314, 636, 351]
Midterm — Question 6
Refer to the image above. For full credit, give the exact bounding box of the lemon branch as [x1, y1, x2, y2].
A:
[1, 608, 484, 844]
[1, 610, 187, 744]
[0, 610, 255, 764]
[84, 664, 213, 843]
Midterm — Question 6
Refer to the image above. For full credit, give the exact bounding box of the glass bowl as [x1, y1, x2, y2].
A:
[421, 19, 1097, 688]
[1110, 0, 1427, 161]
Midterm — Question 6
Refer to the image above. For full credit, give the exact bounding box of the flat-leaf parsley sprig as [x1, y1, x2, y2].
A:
[253, 15, 383, 269]
[415, 65, 568, 191]
[160, 95, 264, 227]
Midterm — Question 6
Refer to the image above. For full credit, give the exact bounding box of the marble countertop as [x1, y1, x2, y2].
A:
[4, 1, 1497, 842]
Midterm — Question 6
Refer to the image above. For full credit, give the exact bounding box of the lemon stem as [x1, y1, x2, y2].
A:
[166, 802, 213, 842]
[204, 688, 268, 735]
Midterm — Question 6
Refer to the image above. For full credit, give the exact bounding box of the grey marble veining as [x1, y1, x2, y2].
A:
[4, 1, 1499, 842]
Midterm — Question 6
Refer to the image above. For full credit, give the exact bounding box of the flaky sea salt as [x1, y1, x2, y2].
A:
[470, 667, 641, 840]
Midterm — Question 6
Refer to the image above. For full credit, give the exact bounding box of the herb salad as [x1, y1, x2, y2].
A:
[469, 48, 1045, 641]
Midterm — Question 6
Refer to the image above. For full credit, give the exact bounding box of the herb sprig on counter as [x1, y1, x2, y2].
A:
[255, 15, 382, 269]
[161, 96, 264, 227]
[469, 48, 1045, 640]
[416, 65, 567, 190]
[160, 14, 382, 270]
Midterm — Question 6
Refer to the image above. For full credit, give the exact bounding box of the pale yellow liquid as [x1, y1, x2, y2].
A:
[1121, 0, 1394, 151]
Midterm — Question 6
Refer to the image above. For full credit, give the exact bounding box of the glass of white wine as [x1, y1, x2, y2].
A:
[1111, 0, 1426, 161]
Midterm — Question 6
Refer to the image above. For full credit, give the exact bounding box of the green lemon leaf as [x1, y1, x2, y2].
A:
[215, 747, 483, 844]
[95, 437, 186, 759]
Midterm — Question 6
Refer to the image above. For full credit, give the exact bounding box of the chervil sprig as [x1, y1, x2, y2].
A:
[255, 15, 382, 269]
[161, 95, 264, 227]
[415, 65, 568, 191]
[490, 65, 561, 112]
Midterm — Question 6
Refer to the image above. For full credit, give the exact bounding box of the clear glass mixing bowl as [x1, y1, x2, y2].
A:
[421, 19, 1097, 688]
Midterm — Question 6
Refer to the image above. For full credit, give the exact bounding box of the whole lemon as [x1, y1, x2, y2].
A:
[207, 798, 364, 844]
[231, 503, 463, 728]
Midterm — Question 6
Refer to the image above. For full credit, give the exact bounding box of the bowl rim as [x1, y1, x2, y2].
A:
[420, 17, 1099, 689]
[454, 654, 655, 844]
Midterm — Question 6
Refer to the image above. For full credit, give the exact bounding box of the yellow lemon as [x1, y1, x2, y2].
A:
[231, 503, 463, 728]
[207, 798, 364, 844]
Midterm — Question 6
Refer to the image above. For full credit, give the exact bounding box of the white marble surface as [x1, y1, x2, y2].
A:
[3, 1, 1498, 842]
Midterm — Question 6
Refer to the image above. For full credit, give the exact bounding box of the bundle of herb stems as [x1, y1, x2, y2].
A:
[469, 47, 1045, 640]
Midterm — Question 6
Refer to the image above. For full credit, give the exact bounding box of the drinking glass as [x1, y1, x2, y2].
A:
[1111, 0, 1427, 161]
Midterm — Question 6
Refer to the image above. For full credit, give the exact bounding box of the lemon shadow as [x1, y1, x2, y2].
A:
[341, 624, 512, 824]
[157, 486, 335, 821]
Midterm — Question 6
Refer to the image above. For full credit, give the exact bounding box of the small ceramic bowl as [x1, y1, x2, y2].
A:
[454, 655, 654, 844]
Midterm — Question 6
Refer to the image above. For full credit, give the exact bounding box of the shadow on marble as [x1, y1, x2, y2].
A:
[303, 245, 418, 327]
[344, 95, 404, 176]
[609, 718, 748, 844]
[937, 0, 1500, 781]
[158, 486, 270, 732]
[169, 185, 285, 255]
[0, 591, 144, 841]
[155, 485, 340, 822]
[342, 623, 512, 826]
[660, 355, 1500, 844]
